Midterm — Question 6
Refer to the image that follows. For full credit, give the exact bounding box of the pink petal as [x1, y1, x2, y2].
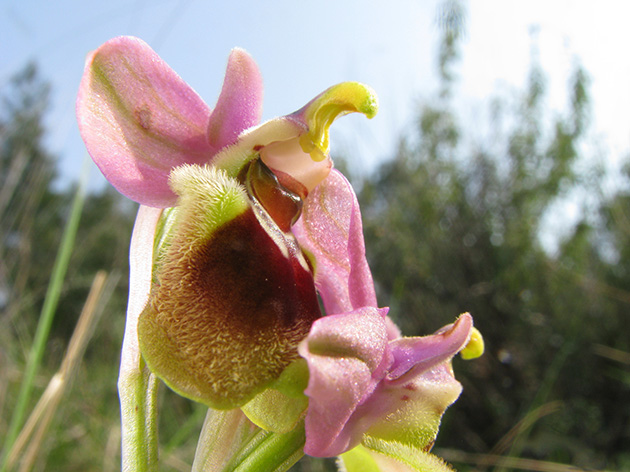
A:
[362, 361, 464, 451]
[357, 316, 473, 450]
[300, 314, 474, 457]
[293, 170, 377, 315]
[207, 48, 264, 151]
[298, 308, 390, 457]
[77, 36, 213, 207]
[387, 313, 473, 383]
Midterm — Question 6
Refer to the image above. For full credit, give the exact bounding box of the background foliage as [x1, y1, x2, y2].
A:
[1, 1, 628, 470]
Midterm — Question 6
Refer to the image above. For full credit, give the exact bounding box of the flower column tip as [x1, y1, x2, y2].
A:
[297, 82, 379, 162]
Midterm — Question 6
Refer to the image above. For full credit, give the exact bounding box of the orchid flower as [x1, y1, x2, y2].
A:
[76, 36, 483, 471]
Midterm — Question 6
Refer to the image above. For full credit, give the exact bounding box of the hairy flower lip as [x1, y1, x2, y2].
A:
[138, 165, 322, 409]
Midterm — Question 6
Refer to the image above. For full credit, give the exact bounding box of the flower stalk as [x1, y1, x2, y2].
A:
[118, 206, 161, 471]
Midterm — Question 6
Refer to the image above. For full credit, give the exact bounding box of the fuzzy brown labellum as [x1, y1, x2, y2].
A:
[138, 164, 321, 409]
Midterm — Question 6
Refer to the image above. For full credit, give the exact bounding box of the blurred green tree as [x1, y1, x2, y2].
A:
[358, 4, 629, 469]
[0, 63, 62, 328]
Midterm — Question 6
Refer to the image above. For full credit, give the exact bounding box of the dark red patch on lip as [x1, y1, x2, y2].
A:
[193, 209, 319, 332]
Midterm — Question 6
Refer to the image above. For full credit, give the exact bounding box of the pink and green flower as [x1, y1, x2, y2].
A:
[77, 36, 483, 471]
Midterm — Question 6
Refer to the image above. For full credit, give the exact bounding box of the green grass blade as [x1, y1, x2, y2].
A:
[0, 159, 89, 472]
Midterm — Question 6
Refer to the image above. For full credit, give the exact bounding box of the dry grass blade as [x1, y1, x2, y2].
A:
[103, 425, 121, 472]
[436, 449, 602, 472]
[593, 344, 630, 365]
[6, 271, 111, 471]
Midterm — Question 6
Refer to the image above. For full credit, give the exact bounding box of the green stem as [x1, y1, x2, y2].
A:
[118, 206, 163, 472]
[230, 422, 305, 472]
[192, 409, 305, 472]
[119, 365, 159, 472]
[0, 161, 88, 472]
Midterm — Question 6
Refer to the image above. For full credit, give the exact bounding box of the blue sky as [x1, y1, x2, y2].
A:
[2, 0, 629, 192]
